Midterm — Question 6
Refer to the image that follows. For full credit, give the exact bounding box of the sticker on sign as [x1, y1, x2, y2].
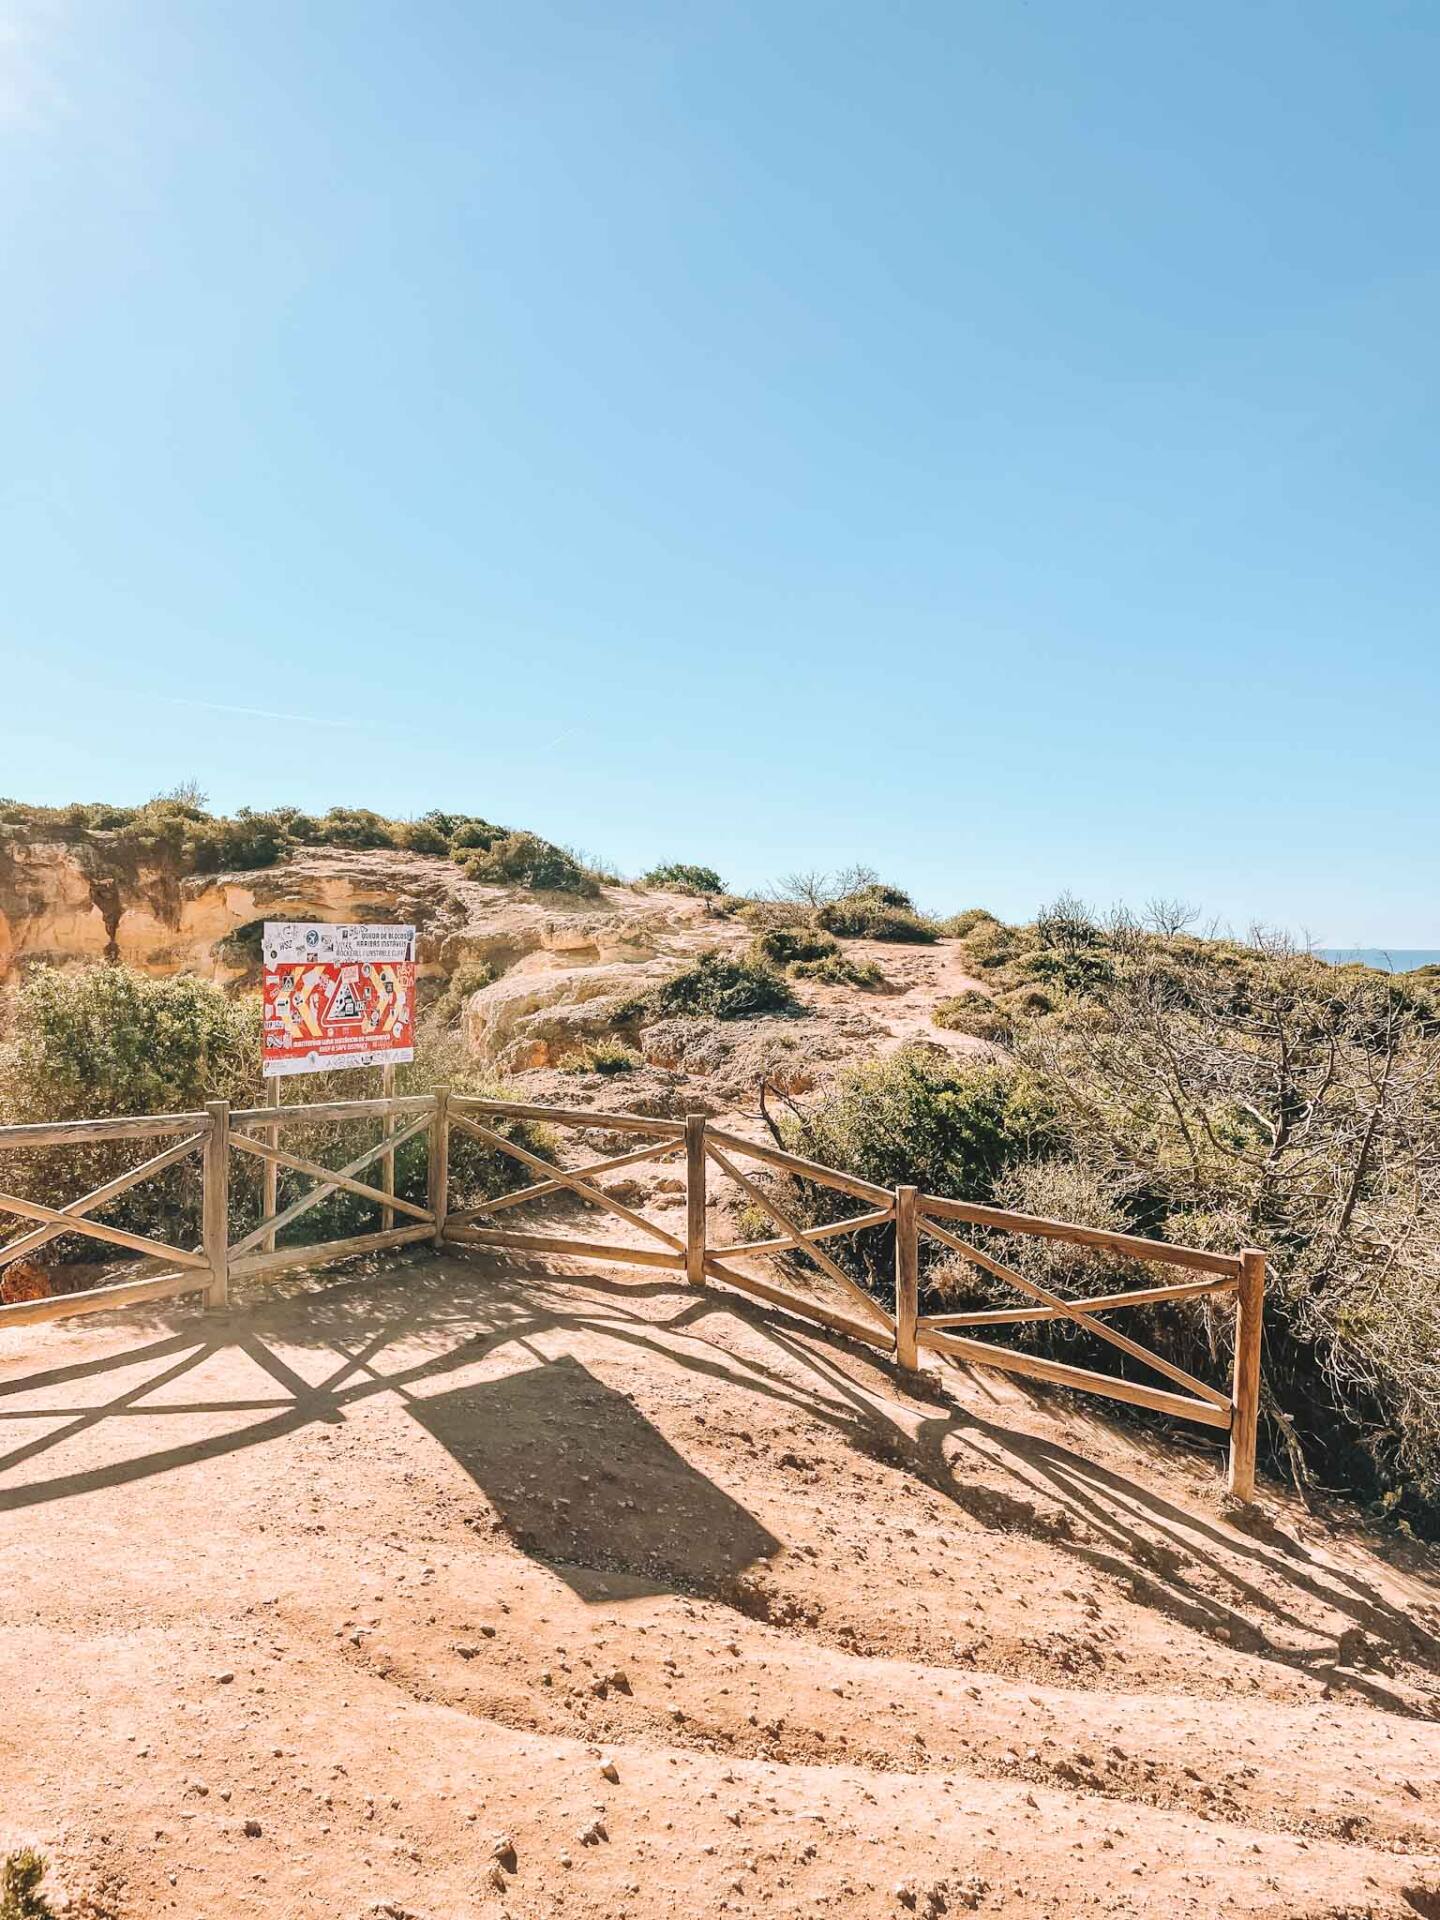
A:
[262, 922, 416, 1078]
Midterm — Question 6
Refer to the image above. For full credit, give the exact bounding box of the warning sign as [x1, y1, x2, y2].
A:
[261, 922, 416, 1078]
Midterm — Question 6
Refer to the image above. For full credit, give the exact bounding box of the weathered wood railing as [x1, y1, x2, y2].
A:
[0, 1092, 1266, 1498]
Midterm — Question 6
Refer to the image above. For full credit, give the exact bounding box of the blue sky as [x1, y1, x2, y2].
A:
[3, 2, 1437, 941]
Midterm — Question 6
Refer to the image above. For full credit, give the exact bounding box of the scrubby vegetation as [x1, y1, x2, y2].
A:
[0, 963, 550, 1268]
[456, 829, 598, 896]
[560, 1037, 642, 1075]
[0, 1851, 54, 1920]
[816, 882, 937, 944]
[746, 927, 886, 990]
[643, 862, 725, 895]
[932, 989, 1009, 1040]
[424, 960, 496, 1030]
[0, 793, 606, 897]
[648, 952, 797, 1021]
[734, 867, 938, 947]
[761, 902, 1440, 1533]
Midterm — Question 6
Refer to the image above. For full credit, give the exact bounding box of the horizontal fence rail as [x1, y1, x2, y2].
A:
[0, 1092, 1267, 1497]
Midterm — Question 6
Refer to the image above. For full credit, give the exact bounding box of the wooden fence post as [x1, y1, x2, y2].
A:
[204, 1100, 230, 1311]
[686, 1112, 707, 1286]
[261, 1077, 280, 1253]
[380, 1063, 396, 1231]
[1227, 1248, 1265, 1500]
[429, 1089, 450, 1248]
[895, 1184, 918, 1369]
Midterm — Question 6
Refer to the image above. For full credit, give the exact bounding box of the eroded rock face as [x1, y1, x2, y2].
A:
[0, 842, 717, 988]
[463, 962, 671, 1070]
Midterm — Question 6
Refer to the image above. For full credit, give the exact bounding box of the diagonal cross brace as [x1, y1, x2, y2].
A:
[919, 1215, 1229, 1409]
[0, 1130, 207, 1272]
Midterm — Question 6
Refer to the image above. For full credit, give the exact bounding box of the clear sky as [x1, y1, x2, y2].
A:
[2, 2, 1437, 942]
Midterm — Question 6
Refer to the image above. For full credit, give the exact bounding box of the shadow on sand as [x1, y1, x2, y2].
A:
[0, 1248, 1435, 1715]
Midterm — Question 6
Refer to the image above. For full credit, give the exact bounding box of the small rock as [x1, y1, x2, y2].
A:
[243, 1819, 262, 1838]
[599, 1757, 620, 1783]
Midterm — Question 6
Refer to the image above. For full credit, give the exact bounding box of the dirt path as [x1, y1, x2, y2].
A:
[1, 1251, 1437, 1918]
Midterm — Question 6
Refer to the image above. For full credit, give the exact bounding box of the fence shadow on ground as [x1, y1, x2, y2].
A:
[0, 1249, 1434, 1716]
[412, 1352, 782, 1601]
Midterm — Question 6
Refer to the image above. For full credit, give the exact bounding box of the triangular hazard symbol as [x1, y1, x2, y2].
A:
[324, 978, 365, 1023]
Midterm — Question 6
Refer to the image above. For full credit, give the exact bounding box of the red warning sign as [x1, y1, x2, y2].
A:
[261, 922, 416, 1078]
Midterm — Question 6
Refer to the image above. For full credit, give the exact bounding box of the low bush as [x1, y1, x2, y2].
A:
[0, 965, 259, 1261]
[1, 1849, 54, 1920]
[789, 953, 887, 988]
[644, 862, 725, 895]
[747, 926, 840, 969]
[779, 1047, 1058, 1202]
[816, 883, 937, 944]
[459, 831, 599, 896]
[393, 818, 451, 856]
[933, 989, 1007, 1040]
[0, 963, 550, 1268]
[425, 960, 496, 1030]
[650, 952, 797, 1021]
[301, 806, 398, 851]
[0, 795, 576, 886]
[957, 917, 1025, 971]
[761, 1048, 1059, 1294]
[560, 1037, 641, 1075]
[936, 907, 1000, 939]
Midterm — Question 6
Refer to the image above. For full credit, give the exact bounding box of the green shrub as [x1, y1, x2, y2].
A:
[394, 818, 451, 856]
[560, 1037, 641, 1075]
[0, 965, 258, 1123]
[158, 806, 291, 873]
[933, 989, 1007, 1039]
[307, 806, 398, 851]
[459, 831, 599, 896]
[1, 1850, 54, 1920]
[816, 884, 937, 944]
[0, 966, 260, 1260]
[1033, 891, 1102, 950]
[781, 1047, 1057, 1201]
[747, 926, 840, 969]
[0, 963, 551, 1267]
[650, 952, 796, 1021]
[447, 817, 507, 854]
[936, 907, 999, 939]
[789, 953, 887, 989]
[765, 1048, 1059, 1292]
[644, 862, 725, 895]
[959, 917, 1025, 971]
[426, 960, 496, 1029]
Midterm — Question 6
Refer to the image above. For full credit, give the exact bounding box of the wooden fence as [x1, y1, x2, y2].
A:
[0, 1092, 1266, 1498]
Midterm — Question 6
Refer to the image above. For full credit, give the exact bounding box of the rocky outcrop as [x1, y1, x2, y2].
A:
[464, 961, 669, 1070]
[0, 840, 719, 987]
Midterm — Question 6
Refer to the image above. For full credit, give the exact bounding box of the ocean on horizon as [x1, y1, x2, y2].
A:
[1318, 949, 1440, 973]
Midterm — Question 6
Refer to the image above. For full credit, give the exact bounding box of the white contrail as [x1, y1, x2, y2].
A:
[162, 698, 361, 730]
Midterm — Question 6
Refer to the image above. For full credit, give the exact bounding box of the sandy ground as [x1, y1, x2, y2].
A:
[2, 1247, 1439, 1920]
